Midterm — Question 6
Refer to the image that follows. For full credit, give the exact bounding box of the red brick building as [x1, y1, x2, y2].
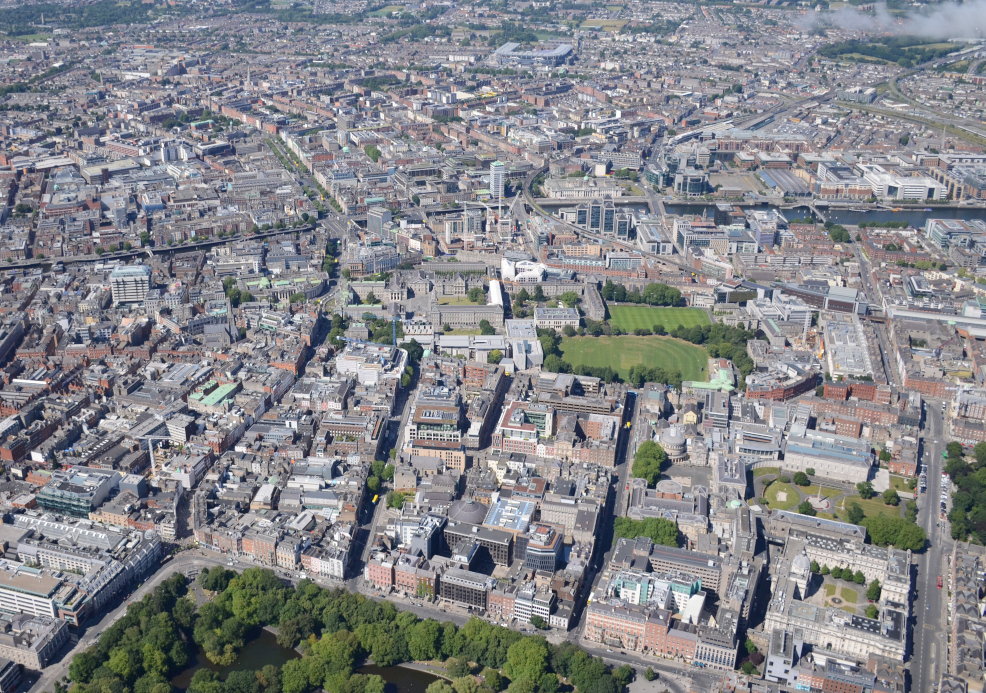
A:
[902, 371, 952, 399]
[365, 556, 394, 590]
[488, 585, 517, 621]
[242, 530, 278, 566]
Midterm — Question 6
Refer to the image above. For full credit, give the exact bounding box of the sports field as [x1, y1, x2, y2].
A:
[369, 4, 405, 14]
[608, 306, 710, 333]
[580, 19, 628, 31]
[559, 336, 707, 381]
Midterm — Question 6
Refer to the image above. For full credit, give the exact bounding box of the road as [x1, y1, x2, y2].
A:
[349, 358, 413, 568]
[911, 404, 949, 693]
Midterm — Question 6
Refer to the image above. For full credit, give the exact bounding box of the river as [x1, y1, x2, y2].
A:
[169, 631, 440, 693]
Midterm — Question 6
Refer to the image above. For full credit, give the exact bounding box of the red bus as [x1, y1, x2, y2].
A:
[938, 576, 943, 589]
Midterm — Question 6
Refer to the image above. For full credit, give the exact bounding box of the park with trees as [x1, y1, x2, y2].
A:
[944, 441, 986, 543]
[65, 570, 640, 693]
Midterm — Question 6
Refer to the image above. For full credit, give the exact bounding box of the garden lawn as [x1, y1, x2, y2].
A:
[764, 481, 801, 511]
[845, 495, 904, 520]
[608, 306, 710, 333]
[559, 335, 707, 381]
[840, 587, 858, 603]
[889, 475, 914, 494]
[752, 467, 780, 478]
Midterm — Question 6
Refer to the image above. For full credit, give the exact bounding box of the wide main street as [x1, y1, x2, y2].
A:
[912, 405, 950, 693]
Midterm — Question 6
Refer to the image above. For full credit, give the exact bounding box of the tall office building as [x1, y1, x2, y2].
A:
[490, 161, 505, 207]
[575, 197, 618, 236]
[110, 265, 152, 304]
[367, 206, 392, 236]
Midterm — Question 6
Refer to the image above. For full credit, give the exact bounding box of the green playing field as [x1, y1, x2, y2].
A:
[559, 336, 707, 381]
[607, 306, 710, 332]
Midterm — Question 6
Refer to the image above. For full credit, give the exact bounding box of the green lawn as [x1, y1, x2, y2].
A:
[841, 587, 858, 603]
[844, 495, 903, 520]
[9, 34, 52, 42]
[824, 584, 836, 597]
[369, 4, 405, 14]
[559, 336, 707, 381]
[752, 467, 780, 478]
[764, 481, 801, 511]
[437, 296, 483, 306]
[889, 475, 915, 494]
[608, 306, 710, 333]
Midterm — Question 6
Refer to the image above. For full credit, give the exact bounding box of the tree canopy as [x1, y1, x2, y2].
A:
[612, 517, 678, 547]
[601, 280, 682, 307]
[631, 441, 666, 487]
[69, 568, 629, 693]
[861, 515, 926, 551]
[945, 441, 986, 543]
